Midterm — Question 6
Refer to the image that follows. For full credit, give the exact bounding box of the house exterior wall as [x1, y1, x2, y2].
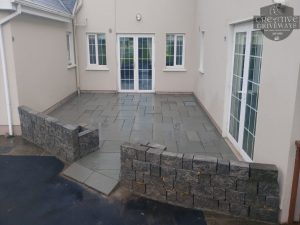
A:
[194, 0, 300, 223]
[75, 0, 198, 92]
[9, 14, 77, 116]
[0, 12, 20, 134]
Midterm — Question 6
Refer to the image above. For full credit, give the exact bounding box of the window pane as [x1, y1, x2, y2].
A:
[97, 34, 107, 65]
[176, 35, 183, 65]
[166, 34, 174, 66]
[66, 33, 71, 62]
[88, 35, 96, 64]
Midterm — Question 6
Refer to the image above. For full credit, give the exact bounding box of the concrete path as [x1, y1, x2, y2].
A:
[50, 93, 238, 195]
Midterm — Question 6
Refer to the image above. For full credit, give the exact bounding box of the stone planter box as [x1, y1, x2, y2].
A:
[18, 106, 99, 162]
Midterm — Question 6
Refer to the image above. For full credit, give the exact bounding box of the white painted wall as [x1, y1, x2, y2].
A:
[0, 11, 20, 134]
[194, 0, 300, 223]
[10, 14, 77, 113]
[75, 0, 198, 92]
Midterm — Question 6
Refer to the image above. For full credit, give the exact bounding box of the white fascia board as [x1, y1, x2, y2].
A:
[12, 0, 73, 22]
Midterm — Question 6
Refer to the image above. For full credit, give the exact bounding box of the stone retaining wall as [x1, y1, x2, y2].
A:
[18, 106, 99, 162]
[120, 142, 280, 223]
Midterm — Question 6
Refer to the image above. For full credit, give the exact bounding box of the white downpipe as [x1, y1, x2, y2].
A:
[0, 4, 22, 136]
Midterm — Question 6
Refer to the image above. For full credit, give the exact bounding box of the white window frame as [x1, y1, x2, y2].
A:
[66, 32, 75, 68]
[165, 34, 186, 71]
[86, 33, 109, 71]
[199, 30, 205, 74]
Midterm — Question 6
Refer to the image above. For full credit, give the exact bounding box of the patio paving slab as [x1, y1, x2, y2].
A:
[84, 172, 119, 195]
[63, 163, 93, 183]
[49, 93, 239, 195]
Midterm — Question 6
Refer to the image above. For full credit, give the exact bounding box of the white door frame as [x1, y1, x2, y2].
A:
[117, 34, 155, 93]
[226, 22, 258, 162]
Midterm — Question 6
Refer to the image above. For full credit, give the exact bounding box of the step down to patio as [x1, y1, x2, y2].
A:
[63, 142, 121, 196]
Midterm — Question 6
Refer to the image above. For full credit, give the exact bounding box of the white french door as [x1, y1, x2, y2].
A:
[117, 35, 155, 93]
[228, 23, 263, 161]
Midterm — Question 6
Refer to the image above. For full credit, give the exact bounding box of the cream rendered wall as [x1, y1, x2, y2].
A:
[75, 0, 197, 92]
[194, 0, 300, 223]
[0, 12, 20, 133]
[10, 14, 77, 113]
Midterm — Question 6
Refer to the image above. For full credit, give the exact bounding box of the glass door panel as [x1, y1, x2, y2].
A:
[138, 37, 153, 91]
[229, 32, 247, 142]
[120, 37, 134, 90]
[242, 31, 263, 158]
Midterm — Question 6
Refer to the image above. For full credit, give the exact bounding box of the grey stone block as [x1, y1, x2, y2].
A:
[167, 190, 177, 202]
[266, 196, 280, 209]
[133, 182, 146, 194]
[147, 143, 167, 150]
[146, 148, 164, 164]
[230, 203, 249, 217]
[146, 184, 166, 201]
[135, 144, 150, 161]
[176, 169, 198, 183]
[144, 175, 164, 188]
[258, 181, 279, 196]
[191, 185, 213, 198]
[120, 179, 133, 190]
[183, 153, 194, 170]
[245, 194, 266, 206]
[175, 181, 190, 193]
[218, 201, 230, 213]
[121, 158, 133, 170]
[150, 164, 161, 177]
[213, 188, 226, 200]
[194, 195, 218, 210]
[163, 176, 175, 190]
[226, 189, 245, 204]
[211, 175, 236, 189]
[120, 169, 135, 180]
[177, 193, 194, 208]
[198, 174, 211, 186]
[135, 172, 144, 183]
[217, 160, 230, 175]
[230, 161, 249, 179]
[161, 166, 176, 177]
[193, 155, 217, 175]
[121, 143, 138, 160]
[132, 160, 150, 175]
[161, 152, 183, 169]
[237, 180, 257, 195]
[250, 163, 278, 182]
[249, 207, 279, 223]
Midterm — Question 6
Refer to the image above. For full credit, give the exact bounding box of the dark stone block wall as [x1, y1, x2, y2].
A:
[18, 106, 99, 162]
[120, 142, 280, 223]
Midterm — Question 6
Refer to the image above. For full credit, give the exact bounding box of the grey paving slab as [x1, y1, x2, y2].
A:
[48, 93, 237, 161]
[97, 169, 120, 181]
[77, 152, 121, 171]
[101, 140, 124, 153]
[84, 172, 119, 195]
[63, 163, 93, 183]
[186, 131, 201, 142]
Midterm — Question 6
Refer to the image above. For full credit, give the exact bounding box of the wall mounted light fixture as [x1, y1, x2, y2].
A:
[136, 13, 142, 22]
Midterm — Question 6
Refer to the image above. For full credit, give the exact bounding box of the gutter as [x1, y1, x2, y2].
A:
[0, 4, 22, 136]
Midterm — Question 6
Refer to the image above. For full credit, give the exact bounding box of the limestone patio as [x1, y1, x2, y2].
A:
[49, 93, 237, 195]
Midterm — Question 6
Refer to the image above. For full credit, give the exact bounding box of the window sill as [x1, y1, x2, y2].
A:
[164, 68, 187, 72]
[86, 66, 110, 71]
[67, 64, 77, 69]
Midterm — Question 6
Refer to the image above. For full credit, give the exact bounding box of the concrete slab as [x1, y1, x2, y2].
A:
[63, 163, 93, 183]
[84, 172, 119, 195]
